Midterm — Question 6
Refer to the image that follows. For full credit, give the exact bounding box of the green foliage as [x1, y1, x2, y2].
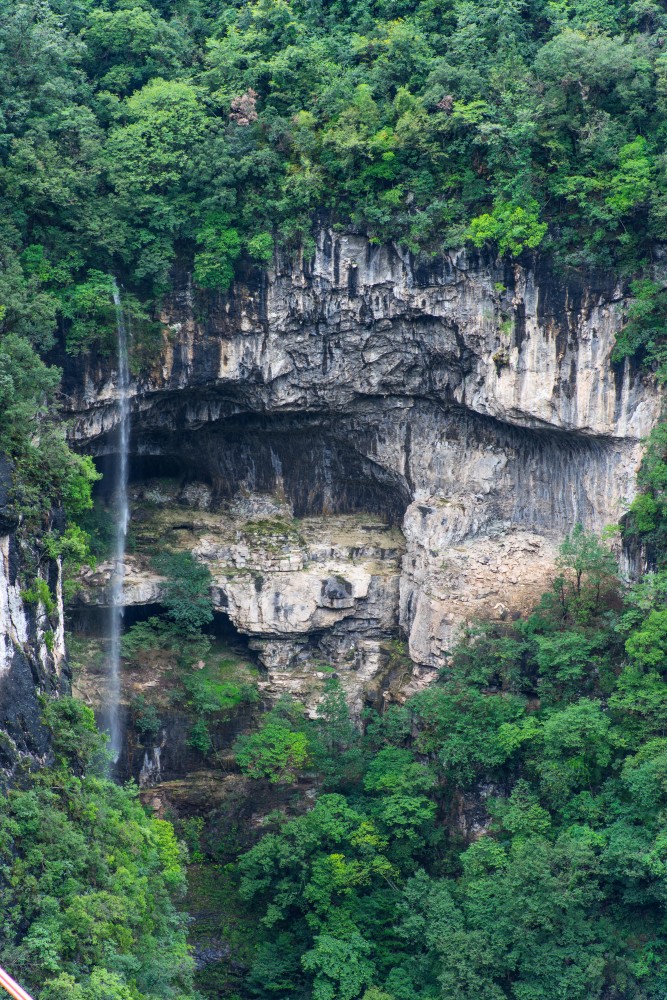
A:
[62, 455, 101, 519]
[612, 279, 667, 380]
[0, 332, 99, 526]
[81, 5, 190, 97]
[22, 577, 56, 615]
[302, 933, 376, 1000]
[42, 968, 141, 1000]
[178, 816, 205, 863]
[153, 550, 214, 634]
[246, 232, 274, 263]
[625, 609, 667, 669]
[188, 717, 214, 756]
[120, 617, 167, 660]
[552, 523, 619, 621]
[0, 707, 195, 1000]
[59, 270, 117, 355]
[184, 660, 258, 757]
[624, 420, 667, 564]
[228, 525, 667, 999]
[7, 3, 667, 998]
[605, 137, 653, 218]
[309, 677, 363, 786]
[194, 213, 242, 290]
[104, 77, 211, 284]
[1, 0, 666, 347]
[0, 334, 59, 453]
[76, 500, 116, 560]
[130, 694, 162, 743]
[410, 682, 527, 787]
[120, 554, 257, 765]
[235, 717, 311, 783]
[466, 200, 548, 257]
[397, 838, 608, 1000]
[42, 697, 108, 775]
[183, 666, 258, 716]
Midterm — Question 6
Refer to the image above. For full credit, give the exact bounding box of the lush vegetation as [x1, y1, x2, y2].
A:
[13, 526, 667, 999]
[6, 1, 667, 998]
[1, 0, 667, 331]
[3, 0, 667, 299]
[0, 699, 197, 1000]
[4, 0, 667, 539]
[207, 527, 667, 1000]
[121, 549, 259, 755]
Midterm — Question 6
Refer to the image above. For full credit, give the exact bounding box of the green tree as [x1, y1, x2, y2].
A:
[235, 719, 311, 782]
[552, 524, 619, 620]
[193, 213, 242, 290]
[302, 933, 376, 1000]
[0, 701, 195, 1000]
[154, 550, 214, 634]
[466, 199, 548, 257]
[82, 6, 190, 97]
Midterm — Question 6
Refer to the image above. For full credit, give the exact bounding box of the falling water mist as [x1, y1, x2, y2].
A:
[108, 280, 131, 763]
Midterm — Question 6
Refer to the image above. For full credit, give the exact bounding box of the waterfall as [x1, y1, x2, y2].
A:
[108, 280, 131, 762]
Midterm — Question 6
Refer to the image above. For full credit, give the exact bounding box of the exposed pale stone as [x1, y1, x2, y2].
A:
[75, 501, 405, 714]
[0, 535, 28, 675]
[65, 234, 663, 675]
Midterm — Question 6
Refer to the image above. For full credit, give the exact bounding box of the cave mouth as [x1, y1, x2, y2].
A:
[208, 609, 250, 648]
[67, 601, 258, 785]
[68, 601, 255, 674]
[84, 391, 621, 536]
[85, 406, 413, 524]
[68, 601, 168, 637]
[91, 453, 192, 501]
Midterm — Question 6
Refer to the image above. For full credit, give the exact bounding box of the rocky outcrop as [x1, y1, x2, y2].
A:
[75, 486, 406, 718]
[0, 529, 66, 778]
[66, 234, 662, 670]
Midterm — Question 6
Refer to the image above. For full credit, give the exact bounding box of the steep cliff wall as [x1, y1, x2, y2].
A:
[66, 233, 661, 678]
[0, 467, 67, 778]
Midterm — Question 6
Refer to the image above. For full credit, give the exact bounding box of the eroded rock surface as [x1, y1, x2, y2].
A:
[75, 485, 407, 716]
[66, 234, 662, 670]
[0, 533, 66, 777]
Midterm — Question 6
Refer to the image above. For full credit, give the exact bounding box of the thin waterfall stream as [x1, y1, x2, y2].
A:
[108, 280, 131, 762]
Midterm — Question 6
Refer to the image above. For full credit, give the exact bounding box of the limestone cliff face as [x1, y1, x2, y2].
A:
[66, 232, 661, 679]
[0, 465, 66, 777]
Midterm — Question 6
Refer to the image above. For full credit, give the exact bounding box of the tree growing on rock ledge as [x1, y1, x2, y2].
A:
[235, 700, 311, 783]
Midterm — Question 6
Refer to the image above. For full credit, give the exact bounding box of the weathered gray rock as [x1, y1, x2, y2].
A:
[65, 234, 662, 669]
[74, 495, 406, 716]
[0, 532, 66, 777]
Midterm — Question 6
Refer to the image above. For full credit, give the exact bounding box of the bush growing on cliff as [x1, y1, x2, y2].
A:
[0, 332, 100, 525]
[121, 552, 214, 663]
[624, 421, 667, 565]
[130, 694, 162, 744]
[235, 716, 311, 783]
[153, 550, 214, 634]
[466, 200, 548, 258]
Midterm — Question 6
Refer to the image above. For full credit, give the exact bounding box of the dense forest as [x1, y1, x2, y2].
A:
[5, 0, 667, 519]
[3, 0, 667, 999]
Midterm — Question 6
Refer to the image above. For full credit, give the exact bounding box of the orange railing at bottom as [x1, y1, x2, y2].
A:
[0, 967, 34, 1000]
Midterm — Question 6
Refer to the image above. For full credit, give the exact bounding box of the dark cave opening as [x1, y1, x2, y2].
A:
[92, 452, 191, 499]
[68, 600, 255, 668]
[67, 601, 167, 637]
[82, 390, 622, 537]
[83, 401, 414, 524]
